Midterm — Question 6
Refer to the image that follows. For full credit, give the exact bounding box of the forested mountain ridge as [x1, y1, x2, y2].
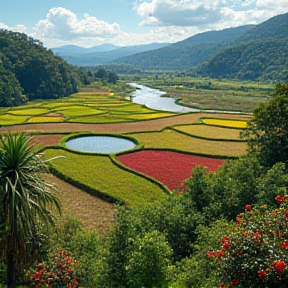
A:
[0, 30, 80, 107]
[195, 39, 288, 81]
[195, 12, 288, 81]
[111, 25, 254, 70]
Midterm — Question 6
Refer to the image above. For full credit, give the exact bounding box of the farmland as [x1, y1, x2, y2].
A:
[0, 82, 252, 230]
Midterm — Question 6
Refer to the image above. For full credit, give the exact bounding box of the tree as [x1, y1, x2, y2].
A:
[127, 230, 173, 288]
[0, 133, 61, 288]
[242, 83, 288, 168]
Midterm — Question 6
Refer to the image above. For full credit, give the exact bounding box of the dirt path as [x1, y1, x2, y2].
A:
[44, 174, 115, 235]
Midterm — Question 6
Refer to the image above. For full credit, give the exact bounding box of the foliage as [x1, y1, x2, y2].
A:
[126, 230, 173, 288]
[0, 133, 61, 287]
[0, 30, 79, 106]
[181, 156, 288, 221]
[242, 83, 288, 168]
[103, 201, 204, 287]
[210, 197, 288, 287]
[29, 250, 78, 288]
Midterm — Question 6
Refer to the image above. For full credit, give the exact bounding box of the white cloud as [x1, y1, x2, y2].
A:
[0, 23, 27, 33]
[134, 0, 288, 30]
[34, 7, 121, 40]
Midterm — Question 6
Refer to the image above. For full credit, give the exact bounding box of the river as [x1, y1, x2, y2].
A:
[129, 83, 199, 113]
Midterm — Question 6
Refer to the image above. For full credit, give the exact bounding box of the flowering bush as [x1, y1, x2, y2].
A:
[208, 196, 288, 287]
[29, 249, 78, 288]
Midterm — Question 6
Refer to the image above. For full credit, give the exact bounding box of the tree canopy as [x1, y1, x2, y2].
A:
[0, 30, 80, 106]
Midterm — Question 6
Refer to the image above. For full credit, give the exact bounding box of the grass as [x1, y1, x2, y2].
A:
[201, 118, 247, 128]
[173, 124, 243, 141]
[129, 130, 247, 157]
[44, 148, 168, 206]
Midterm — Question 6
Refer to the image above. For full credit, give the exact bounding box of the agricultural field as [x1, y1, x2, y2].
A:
[117, 150, 226, 191]
[0, 85, 251, 229]
[0, 92, 174, 126]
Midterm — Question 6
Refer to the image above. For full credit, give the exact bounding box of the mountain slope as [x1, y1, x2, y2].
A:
[195, 12, 288, 81]
[111, 25, 254, 70]
[196, 39, 288, 81]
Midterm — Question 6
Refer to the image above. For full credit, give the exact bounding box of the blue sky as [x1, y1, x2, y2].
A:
[0, 0, 287, 48]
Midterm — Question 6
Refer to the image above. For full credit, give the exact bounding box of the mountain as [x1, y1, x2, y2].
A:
[195, 12, 288, 81]
[110, 25, 255, 71]
[51, 43, 120, 56]
[53, 43, 170, 66]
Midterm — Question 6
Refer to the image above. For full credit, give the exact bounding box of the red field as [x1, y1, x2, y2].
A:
[117, 150, 226, 191]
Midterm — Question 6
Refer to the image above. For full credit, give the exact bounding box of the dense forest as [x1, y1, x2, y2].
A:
[0, 30, 80, 106]
[195, 39, 288, 81]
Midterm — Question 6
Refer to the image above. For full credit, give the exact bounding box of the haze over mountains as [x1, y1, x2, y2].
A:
[52, 12, 288, 81]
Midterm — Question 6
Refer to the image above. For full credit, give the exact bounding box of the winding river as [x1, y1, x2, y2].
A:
[129, 83, 198, 113]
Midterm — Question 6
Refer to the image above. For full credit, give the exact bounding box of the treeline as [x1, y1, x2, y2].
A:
[0, 30, 80, 106]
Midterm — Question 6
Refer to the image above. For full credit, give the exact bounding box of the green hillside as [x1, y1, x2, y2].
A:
[0, 30, 80, 107]
[196, 39, 288, 81]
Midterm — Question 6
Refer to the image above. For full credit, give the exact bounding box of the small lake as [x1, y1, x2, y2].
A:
[66, 136, 136, 154]
[129, 83, 199, 113]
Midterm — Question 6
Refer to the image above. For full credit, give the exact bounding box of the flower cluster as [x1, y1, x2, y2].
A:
[207, 196, 288, 287]
[29, 249, 78, 288]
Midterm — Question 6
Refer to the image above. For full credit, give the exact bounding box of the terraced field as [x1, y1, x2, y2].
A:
[0, 90, 250, 230]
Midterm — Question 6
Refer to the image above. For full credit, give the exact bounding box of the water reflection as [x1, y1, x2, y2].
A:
[129, 83, 198, 113]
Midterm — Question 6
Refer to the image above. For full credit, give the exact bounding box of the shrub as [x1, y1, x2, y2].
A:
[209, 196, 288, 287]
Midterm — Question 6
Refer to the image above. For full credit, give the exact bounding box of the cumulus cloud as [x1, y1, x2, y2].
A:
[0, 23, 27, 33]
[134, 0, 288, 29]
[34, 7, 121, 40]
[135, 0, 222, 27]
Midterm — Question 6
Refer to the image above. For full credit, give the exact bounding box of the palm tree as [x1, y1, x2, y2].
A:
[0, 133, 61, 288]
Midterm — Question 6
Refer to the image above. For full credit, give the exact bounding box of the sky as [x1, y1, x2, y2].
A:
[0, 0, 287, 49]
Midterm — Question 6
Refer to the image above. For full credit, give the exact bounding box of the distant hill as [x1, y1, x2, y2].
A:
[111, 25, 255, 70]
[53, 43, 170, 66]
[195, 12, 288, 81]
[52, 43, 120, 56]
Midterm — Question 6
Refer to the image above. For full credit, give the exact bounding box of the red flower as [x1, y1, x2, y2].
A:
[281, 242, 288, 249]
[236, 217, 242, 223]
[223, 242, 230, 249]
[275, 195, 284, 203]
[258, 270, 267, 278]
[221, 236, 229, 243]
[231, 279, 240, 286]
[274, 261, 286, 274]
[245, 204, 251, 211]
[242, 231, 249, 237]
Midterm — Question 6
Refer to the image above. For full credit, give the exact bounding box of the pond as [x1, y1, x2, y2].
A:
[129, 83, 199, 113]
[66, 135, 136, 154]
